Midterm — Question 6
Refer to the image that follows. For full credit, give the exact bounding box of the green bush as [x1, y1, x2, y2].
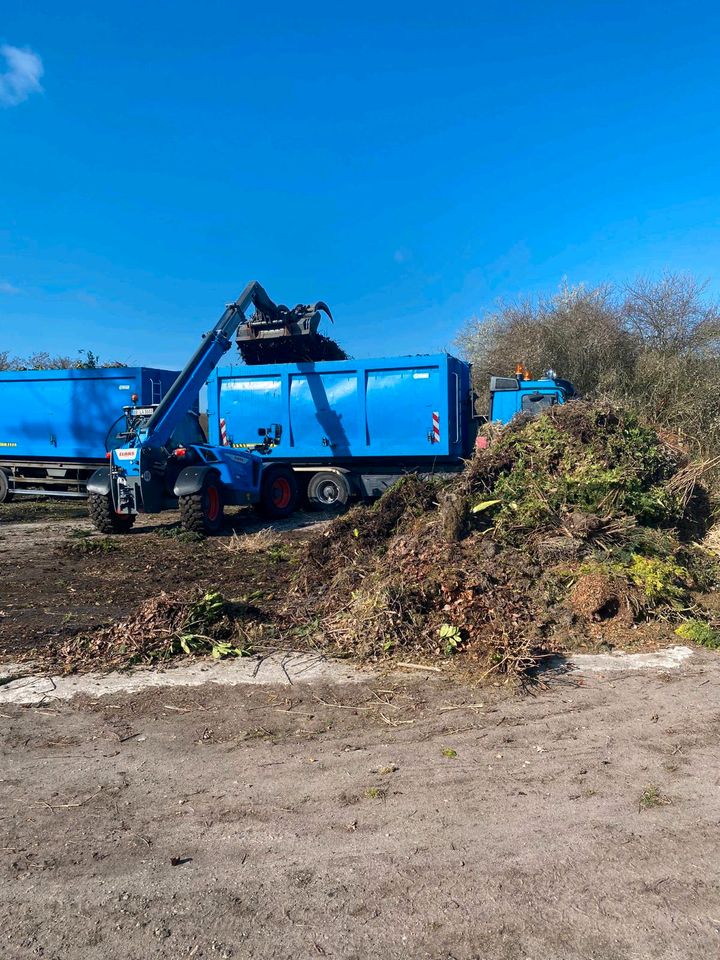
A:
[626, 555, 689, 606]
[675, 619, 720, 649]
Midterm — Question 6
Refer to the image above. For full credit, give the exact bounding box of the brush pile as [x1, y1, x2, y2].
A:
[289, 402, 718, 681]
[238, 332, 349, 365]
[36, 590, 255, 673]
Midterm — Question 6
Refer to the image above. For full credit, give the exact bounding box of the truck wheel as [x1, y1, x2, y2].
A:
[88, 493, 136, 534]
[306, 471, 351, 512]
[258, 466, 299, 520]
[179, 474, 224, 535]
[0, 471, 14, 504]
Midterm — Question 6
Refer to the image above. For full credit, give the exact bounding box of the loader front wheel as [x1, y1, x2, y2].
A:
[179, 474, 224, 535]
[258, 466, 299, 520]
[88, 493, 136, 534]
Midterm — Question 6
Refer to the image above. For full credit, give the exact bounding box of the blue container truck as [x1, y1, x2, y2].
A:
[207, 354, 475, 505]
[0, 354, 574, 513]
[0, 367, 181, 502]
[206, 355, 574, 508]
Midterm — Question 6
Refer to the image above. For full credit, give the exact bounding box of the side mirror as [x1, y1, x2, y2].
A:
[257, 427, 267, 437]
[271, 423, 283, 441]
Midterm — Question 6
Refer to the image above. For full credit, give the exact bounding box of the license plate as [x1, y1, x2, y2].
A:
[132, 407, 155, 417]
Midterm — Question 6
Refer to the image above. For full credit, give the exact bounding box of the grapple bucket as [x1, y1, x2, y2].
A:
[237, 300, 348, 364]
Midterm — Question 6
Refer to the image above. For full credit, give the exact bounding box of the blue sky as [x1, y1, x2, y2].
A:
[1, 1, 720, 368]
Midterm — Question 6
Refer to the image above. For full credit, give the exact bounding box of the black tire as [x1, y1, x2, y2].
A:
[306, 470, 352, 512]
[258, 466, 299, 520]
[0, 470, 14, 504]
[88, 493, 136, 534]
[179, 473, 224, 535]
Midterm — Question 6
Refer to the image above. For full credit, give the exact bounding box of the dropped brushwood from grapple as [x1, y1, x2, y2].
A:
[34, 590, 259, 673]
[289, 401, 719, 681]
[237, 299, 349, 364]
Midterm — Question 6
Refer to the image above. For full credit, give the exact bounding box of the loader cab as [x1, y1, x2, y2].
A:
[488, 370, 576, 424]
[107, 405, 206, 452]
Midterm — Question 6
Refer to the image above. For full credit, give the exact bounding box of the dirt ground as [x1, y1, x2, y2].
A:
[0, 502, 331, 659]
[1, 653, 719, 959]
[1, 501, 720, 959]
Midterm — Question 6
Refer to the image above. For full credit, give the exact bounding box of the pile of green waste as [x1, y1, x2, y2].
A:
[290, 402, 719, 681]
[34, 591, 255, 673]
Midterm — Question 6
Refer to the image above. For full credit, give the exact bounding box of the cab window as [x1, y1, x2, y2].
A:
[521, 392, 558, 415]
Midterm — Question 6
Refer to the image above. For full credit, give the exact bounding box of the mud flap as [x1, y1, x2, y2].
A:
[86, 467, 111, 497]
[173, 465, 218, 497]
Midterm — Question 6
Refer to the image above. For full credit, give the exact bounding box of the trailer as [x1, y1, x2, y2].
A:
[0, 367, 181, 502]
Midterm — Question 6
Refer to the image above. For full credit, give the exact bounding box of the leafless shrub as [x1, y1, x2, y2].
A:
[456, 273, 720, 463]
[0, 349, 124, 370]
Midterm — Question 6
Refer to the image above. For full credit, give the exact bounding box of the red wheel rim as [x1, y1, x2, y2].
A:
[206, 486, 220, 522]
[272, 477, 292, 509]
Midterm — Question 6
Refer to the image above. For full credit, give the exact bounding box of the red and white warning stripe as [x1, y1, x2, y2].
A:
[432, 411, 440, 443]
[219, 418, 229, 446]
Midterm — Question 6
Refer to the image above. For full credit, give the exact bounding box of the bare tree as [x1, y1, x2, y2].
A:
[624, 273, 720, 355]
[457, 281, 637, 402]
[456, 273, 720, 454]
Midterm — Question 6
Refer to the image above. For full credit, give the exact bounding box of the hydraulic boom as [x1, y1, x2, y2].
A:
[144, 281, 278, 449]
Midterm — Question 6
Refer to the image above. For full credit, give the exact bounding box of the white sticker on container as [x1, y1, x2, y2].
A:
[119, 385, 130, 390]
[413, 372, 430, 379]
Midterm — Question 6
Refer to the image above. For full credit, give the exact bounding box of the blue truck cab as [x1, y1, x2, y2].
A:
[488, 371, 577, 423]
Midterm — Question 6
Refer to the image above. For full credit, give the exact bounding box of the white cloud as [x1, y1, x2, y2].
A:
[0, 44, 43, 107]
[0, 281, 20, 295]
[393, 247, 412, 264]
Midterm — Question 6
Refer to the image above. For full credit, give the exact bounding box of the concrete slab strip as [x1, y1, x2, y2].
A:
[0, 645, 695, 706]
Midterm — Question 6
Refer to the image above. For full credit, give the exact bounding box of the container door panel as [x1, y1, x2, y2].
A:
[10, 376, 137, 459]
[219, 378, 283, 448]
[365, 367, 440, 456]
[0, 381, 47, 457]
[289, 373, 358, 456]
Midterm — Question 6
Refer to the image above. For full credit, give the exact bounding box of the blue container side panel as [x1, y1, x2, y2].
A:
[365, 362, 443, 456]
[218, 375, 284, 448]
[289, 371, 360, 456]
[0, 367, 179, 461]
[453, 355, 475, 458]
[210, 354, 471, 462]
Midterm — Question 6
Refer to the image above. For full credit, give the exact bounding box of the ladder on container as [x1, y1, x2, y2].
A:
[150, 379, 163, 405]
